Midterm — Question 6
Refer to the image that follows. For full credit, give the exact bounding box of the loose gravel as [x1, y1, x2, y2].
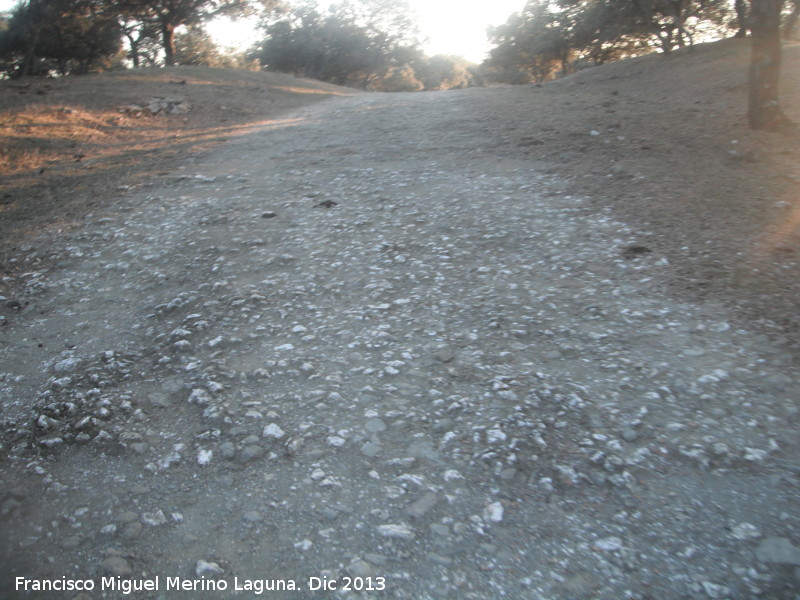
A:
[1, 89, 799, 599]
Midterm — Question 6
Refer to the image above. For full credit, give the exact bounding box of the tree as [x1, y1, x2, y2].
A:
[627, 0, 730, 52]
[748, 0, 794, 129]
[734, 0, 749, 37]
[123, 0, 281, 67]
[487, 1, 580, 83]
[371, 63, 423, 91]
[412, 54, 474, 90]
[118, 14, 161, 68]
[563, 0, 650, 64]
[0, 0, 51, 76]
[175, 26, 254, 68]
[484, 0, 737, 84]
[252, 0, 421, 88]
[0, 0, 121, 76]
[175, 26, 223, 65]
[784, 0, 800, 38]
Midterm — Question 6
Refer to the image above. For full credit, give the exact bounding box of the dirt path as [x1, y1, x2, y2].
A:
[1, 88, 799, 599]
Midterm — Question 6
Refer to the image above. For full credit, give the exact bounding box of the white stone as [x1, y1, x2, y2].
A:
[195, 560, 224, 577]
[594, 537, 623, 552]
[484, 501, 504, 523]
[197, 449, 213, 465]
[263, 423, 285, 439]
[377, 524, 415, 540]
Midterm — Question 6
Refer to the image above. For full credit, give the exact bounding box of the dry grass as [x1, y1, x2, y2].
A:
[0, 66, 356, 240]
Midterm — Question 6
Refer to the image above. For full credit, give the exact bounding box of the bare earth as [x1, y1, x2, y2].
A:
[1, 39, 799, 599]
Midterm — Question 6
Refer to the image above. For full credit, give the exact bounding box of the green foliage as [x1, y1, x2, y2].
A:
[0, 0, 282, 75]
[0, 0, 121, 77]
[563, 0, 650, 65]
[413, 54, 474, 90]
[121, 0, 282, 66]
[485, 0, 735, 84]
[118, 15, 161, 68]
[253, 1, 477, 91]
[252, 0, 421, 87]
[487, 1, 574, 83]
[175, 26, 258, 69]
[370, 63, 423, 91]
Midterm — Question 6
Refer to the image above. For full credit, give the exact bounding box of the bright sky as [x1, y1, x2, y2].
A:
[209, 0, 525, 63]
[0, 0, 527, 64]
[410, 0, 527, 62]
[209, 0, 526, 63]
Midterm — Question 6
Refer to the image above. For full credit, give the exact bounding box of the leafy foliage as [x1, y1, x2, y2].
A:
[252, 0, 421, 87]
[0, 0, 121, 76]
[175, 26, 258, 69]
[412, 54, 475, 90]
[485, 0, 734, 84]
[120, 0, 281, 66]
[118, 14, 161, 68]
[0, 0, 282, 75]
[252, 1, 477, 90]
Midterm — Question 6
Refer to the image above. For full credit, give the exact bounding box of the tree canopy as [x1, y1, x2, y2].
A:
[0, 0, 279, 75]
[0, 0, 121, 76]
[251, 0, 422, 88]
[250, 1, 478, 90]
[120, 0, 281, 66]
[484, 0, 733, 83]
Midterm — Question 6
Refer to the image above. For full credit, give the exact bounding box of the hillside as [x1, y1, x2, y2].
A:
[489, 38, 800, 338]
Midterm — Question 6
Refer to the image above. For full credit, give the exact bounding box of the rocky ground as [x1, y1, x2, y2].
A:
[1, 41, 799, 599]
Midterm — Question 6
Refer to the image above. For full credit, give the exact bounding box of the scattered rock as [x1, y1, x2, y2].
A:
[238, 445, 264, 463]
[195, 560, 225, 577]
[621, 245, 652, 259]
[755, 537, 800, 565]
[100, 556, 133, 577]
[346, 558, 375, 577]
[405, 493, 438, 518]
[376, 523, 415, 540]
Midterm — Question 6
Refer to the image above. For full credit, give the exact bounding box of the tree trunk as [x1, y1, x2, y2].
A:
[666, 0, 693, 48]
[124, 32, 141, 68]
[22, 22, 42, 76]
[748, 0, 793, 130]
[784, 0, 800, 39]
[161, 20, 176, 66]
[734, 0, 748, 37]
[634, 0, 673, 52]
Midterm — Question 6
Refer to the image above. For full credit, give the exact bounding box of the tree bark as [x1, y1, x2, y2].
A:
[633, 0, 673, 52]
[21, 0, 45, 77]
[784, 0, 800, 39]
[126, 33, 141, 68]
[161, 20, 176, 66]
[22, 25, 41, 76]
[748, 0, 793, 130]
[734, 0, 748, 37]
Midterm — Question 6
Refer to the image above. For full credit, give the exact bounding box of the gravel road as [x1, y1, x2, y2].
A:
[1, 89, 799, 599]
